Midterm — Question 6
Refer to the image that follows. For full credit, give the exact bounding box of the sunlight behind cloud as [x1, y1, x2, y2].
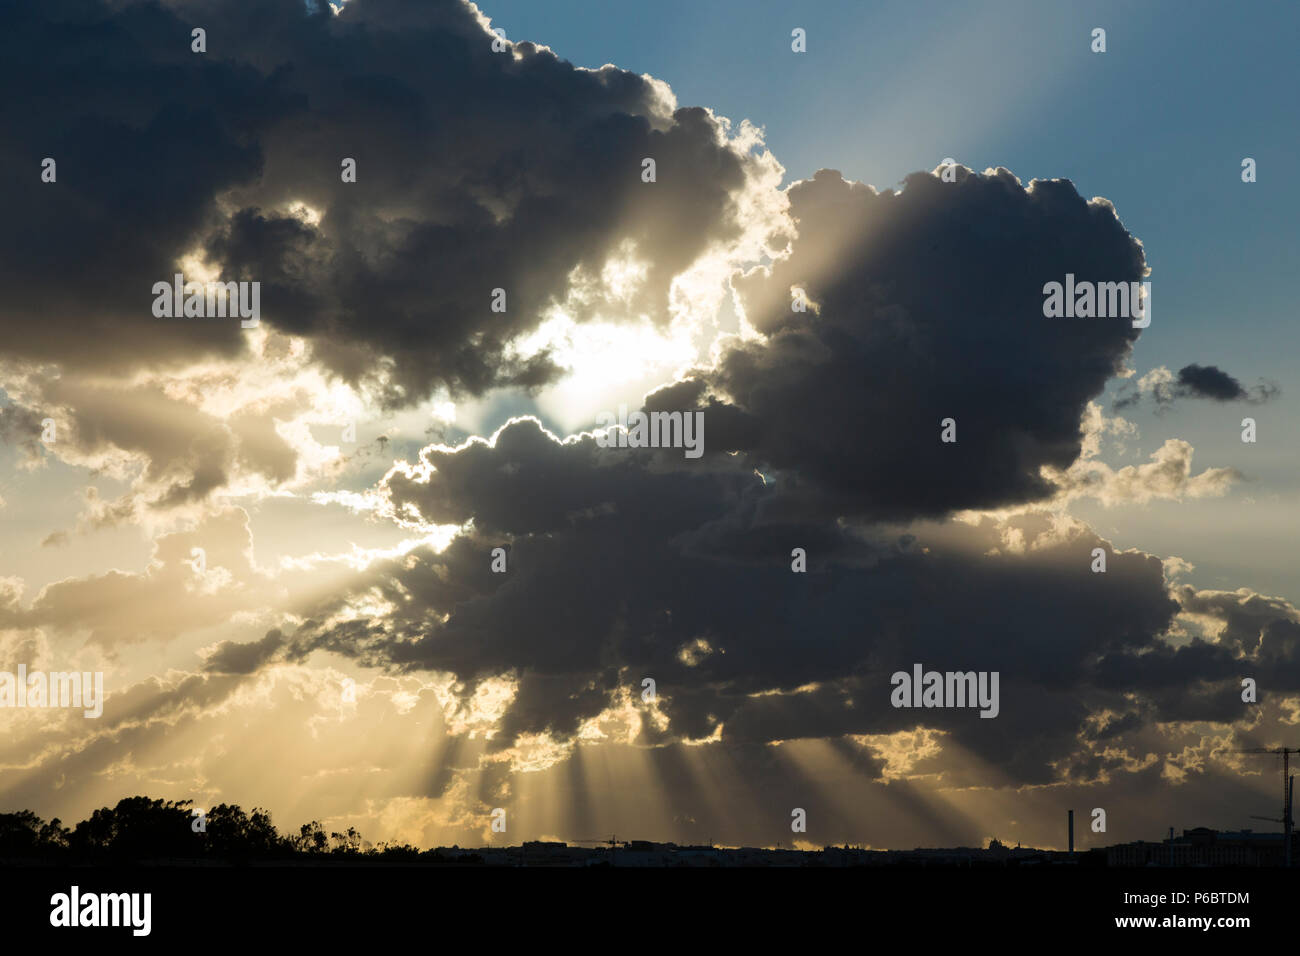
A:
[509, 312, 698, 433]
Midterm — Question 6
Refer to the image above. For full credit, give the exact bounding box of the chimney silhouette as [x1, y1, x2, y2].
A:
[1067, 809, 1074, 855]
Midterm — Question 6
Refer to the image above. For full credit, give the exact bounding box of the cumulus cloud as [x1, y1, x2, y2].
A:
[0, 0, 794, 513]
[1048, 405, 1242, 506]
[1, 328, 392, 525]
[1, 0, 1293, 849]
[229, 162, 1291, 793]
[0, 508, 275, 651]
[1114, 363, 1280, 411]
[709, 166, 1148, 520]
[202, 628, 288, 675]
[271, 412, 1282, 790]
[0, 0, 787, 407]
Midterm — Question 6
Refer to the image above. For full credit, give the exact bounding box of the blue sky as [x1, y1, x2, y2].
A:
[480, 0, 1300, 599]
[478, 0, 1298, 374]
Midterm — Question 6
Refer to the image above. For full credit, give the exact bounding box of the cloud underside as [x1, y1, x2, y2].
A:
[0, 0, 1293, 843]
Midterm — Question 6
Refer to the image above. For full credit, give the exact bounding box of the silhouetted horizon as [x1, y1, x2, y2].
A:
[3, 795, 1296, 867]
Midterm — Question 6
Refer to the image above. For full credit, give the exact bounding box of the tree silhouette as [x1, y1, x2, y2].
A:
[295, 820, 330, 855]
[70, 796, 203, 860]
[2, 795, 495, 864]
[204, 804, 287, 860]
[0, 810, 70, 856]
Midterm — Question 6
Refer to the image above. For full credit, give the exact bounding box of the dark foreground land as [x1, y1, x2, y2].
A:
[0, 860, 1292, 943]
[2, 798, 1295, 941]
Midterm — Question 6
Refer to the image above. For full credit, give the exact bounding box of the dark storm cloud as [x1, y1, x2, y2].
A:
[1173, 585, 1300, 685]
[1, 0, 773, 404]
[257, 163, 1300, 785]
[362, 165, 1179, 531]
[203, 628, 287, 675]
[0, 0, 279, 375]
[717, 167, 1148, 519]
[383, 415, 762, 536]
[8, 0, 1293, 812]
[270, 412, 1300, 786]
[1177, 364, 1250, 401]
[1114, 363, 1280, 411]
[1174, 364, 1279, 404]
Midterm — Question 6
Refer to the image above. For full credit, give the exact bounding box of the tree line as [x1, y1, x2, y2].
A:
[0, 797, 481, 863]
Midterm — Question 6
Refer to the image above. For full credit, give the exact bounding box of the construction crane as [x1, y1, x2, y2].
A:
[1239, 746, 1297, 867]
[571, 835, 628, 864]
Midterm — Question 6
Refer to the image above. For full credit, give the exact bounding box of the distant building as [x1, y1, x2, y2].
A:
[418, 825, 1295, 867]
[1107, 827, 1296, 867]
[521, 840, 586, 866]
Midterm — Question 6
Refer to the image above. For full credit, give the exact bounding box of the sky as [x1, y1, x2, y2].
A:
[0, 0, 1298, 853]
